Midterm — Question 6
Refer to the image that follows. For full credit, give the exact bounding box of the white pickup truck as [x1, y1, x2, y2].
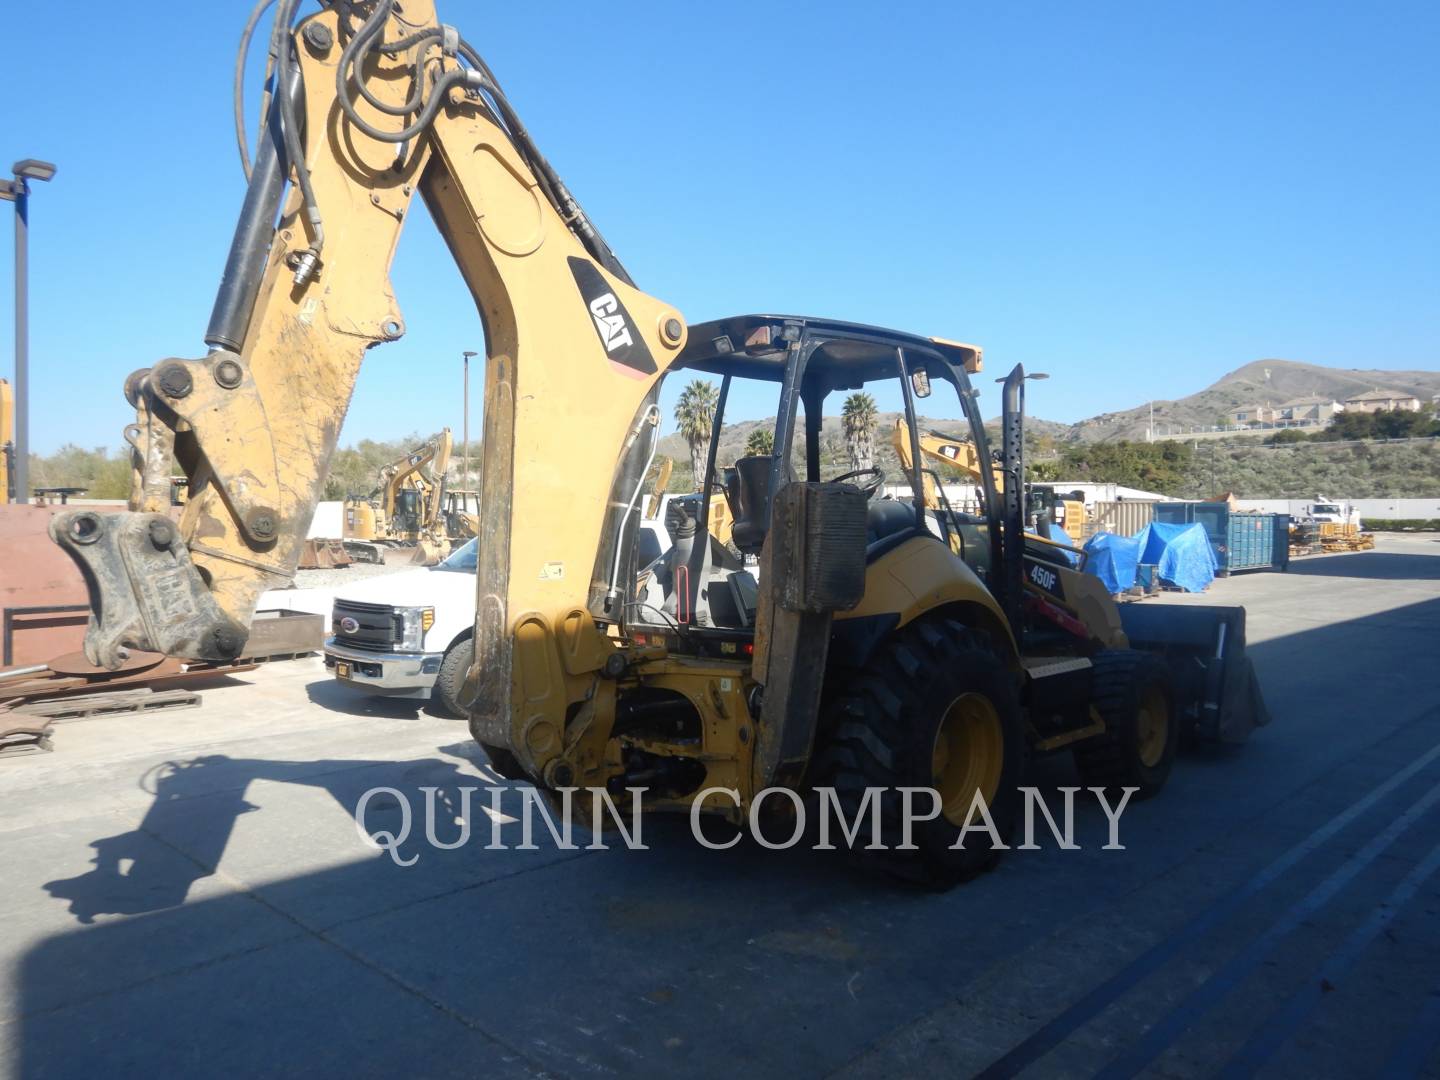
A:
[324, 539, 480, 715]
[325, 524, 670, 715]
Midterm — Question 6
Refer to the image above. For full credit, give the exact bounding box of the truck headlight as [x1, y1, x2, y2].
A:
[397, 606, 435, 651]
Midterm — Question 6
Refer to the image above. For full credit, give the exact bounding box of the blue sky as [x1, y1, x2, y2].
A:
[4, 1, 1437, 454]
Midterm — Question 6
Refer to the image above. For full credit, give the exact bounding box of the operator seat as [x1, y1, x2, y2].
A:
[728, 455, 779, 556]
[865, 499, 921, 560]
[1026, 514, 1078, 567]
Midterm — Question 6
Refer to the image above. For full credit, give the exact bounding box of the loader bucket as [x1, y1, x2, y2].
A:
[1117, 604, 1270, 744]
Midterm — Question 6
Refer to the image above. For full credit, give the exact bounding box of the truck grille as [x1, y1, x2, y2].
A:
[332, 599, 400, 652]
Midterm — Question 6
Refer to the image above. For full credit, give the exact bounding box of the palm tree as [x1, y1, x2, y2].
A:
[674, 379, 719, 490]
[745, 428, 775, 456]
[842, 392, 878, 472]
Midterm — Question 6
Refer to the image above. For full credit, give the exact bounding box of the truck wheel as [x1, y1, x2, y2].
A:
[1073, 650, 1177, 799]
[436, 639, 525, 778]
[814, 617, 1025, 888]
[434, 638, 473, 719]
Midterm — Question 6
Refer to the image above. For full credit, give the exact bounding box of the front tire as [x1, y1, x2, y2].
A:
[813, 617, 1026, 887]
[434, 638, 473, 719]
[1073, 650, 1177, 799]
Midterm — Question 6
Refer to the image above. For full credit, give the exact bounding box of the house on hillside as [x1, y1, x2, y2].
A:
[1341, 389, 1421, 413]
[1232, 396, 1344, 428]
[1275, 396, 1344, 423]
[1232, 403, 1277, 425]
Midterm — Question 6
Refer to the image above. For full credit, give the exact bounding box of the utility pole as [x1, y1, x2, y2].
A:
[0, 159, 57, 505]
[462, 350, 478, 508]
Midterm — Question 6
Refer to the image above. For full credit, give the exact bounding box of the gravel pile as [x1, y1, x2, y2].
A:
[291, 560, 415, 591]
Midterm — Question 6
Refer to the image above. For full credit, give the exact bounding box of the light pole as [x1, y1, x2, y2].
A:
[462, 350, 478, 505]
[1, 158, 58, 504]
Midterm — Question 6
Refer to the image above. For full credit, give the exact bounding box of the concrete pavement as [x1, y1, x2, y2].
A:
[2, 535, 1439, 1078]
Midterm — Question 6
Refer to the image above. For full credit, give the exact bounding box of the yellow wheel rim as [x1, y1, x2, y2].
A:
[931, 692, 1005, 827]
[1136, 685, 1170, 769]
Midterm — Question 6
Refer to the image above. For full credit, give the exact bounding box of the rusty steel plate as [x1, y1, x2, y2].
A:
[45, 650, 172, 678]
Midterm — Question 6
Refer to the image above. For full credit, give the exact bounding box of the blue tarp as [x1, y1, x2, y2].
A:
[1133, 521, 1218, 593]
[1083, 522, 1217, 594]
[1083, 531, 1141, 594]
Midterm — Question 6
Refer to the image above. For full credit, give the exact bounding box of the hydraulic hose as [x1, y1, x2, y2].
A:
[228, 0, 633, 286]
[339, 1, 442, 118]
[274, 0, 324, 278]
[235, 0, 278, 179]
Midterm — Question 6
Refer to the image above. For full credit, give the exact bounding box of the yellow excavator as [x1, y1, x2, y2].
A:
[52, 0, 1268, 885]
[343, 429, 453, 564]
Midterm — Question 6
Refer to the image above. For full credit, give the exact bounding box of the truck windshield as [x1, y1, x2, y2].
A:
[434, 538, 477, 573]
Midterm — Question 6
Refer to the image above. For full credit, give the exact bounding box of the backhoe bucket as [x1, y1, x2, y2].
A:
[1117, 604, 1270, 744]
[383, 540, 447, 567]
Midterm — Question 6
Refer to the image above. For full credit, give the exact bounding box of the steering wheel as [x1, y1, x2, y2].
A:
[830, 467, 887, 500]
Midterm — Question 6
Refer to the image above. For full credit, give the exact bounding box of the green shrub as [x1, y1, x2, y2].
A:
[1363, 519, 1440, 532]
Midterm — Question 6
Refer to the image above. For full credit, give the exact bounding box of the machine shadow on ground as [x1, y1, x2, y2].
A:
[13, 594, 1440, 1078]
[303, 674, 460, 721]
[1285, 550, 1440, 580]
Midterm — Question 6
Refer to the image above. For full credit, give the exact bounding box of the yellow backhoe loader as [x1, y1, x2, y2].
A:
[642, 456, 673, 520]
[892, 417, 1005, 507]
[892, 420, 1087, 546]
[344, 429, 453, 564]
[52, 0, 1268, 885]
[1028, 485, 1089, 545]
[442, 488, 480, 542]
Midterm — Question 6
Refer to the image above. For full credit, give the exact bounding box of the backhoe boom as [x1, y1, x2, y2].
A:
[51, 1, 687, 784]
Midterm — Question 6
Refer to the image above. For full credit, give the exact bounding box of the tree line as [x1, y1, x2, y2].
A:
[27, 403, 1429, 505]
[23, 432, 440, 503]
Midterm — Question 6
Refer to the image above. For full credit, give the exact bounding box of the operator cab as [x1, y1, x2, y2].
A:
[621, 315, 1002, 647]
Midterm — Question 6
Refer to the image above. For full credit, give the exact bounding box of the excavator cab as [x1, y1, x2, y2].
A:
[391, 488, 423, 536]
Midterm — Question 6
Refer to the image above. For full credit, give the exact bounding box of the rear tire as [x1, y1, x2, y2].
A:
[813, 617, 1026, 888]
[1073, 650, 1177, 799]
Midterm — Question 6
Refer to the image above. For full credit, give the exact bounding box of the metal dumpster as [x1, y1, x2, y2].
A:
[1152, 503, 1290, 574]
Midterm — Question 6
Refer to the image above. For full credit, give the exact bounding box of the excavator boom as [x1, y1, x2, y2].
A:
[375, 429, 451, 532]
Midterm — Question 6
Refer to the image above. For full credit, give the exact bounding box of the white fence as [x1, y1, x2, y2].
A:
[1234, 498, 1440, 519]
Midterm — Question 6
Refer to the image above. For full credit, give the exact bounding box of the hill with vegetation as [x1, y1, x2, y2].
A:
[1068, 359, 1440, 443]
[1044, 435, 1440, 499]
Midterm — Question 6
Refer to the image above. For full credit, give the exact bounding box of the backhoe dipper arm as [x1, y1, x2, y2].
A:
[51, 0, 689, 770]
